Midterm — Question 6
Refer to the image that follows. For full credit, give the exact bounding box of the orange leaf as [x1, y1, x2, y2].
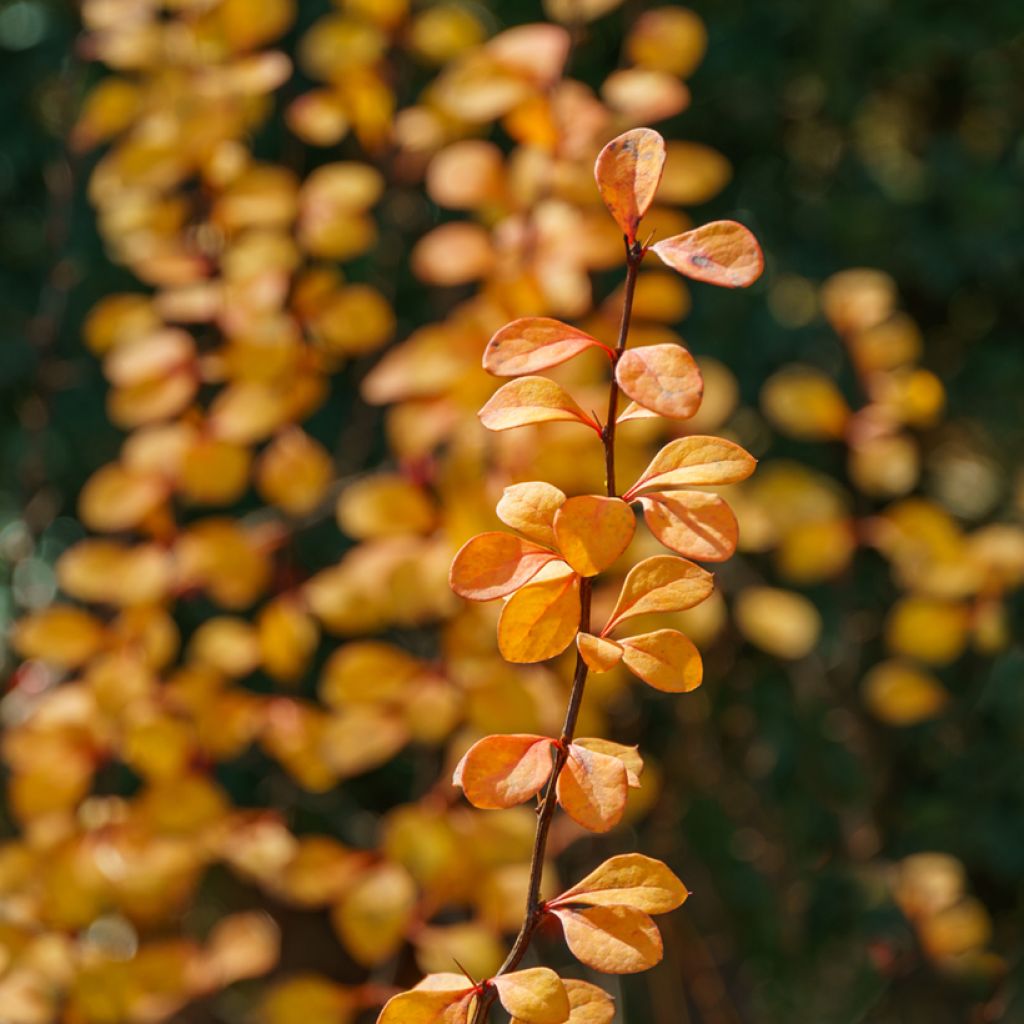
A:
[614, 344, 703, 420]
[639, 491, 738, 562]
[651, 220, 764, 288]
[492, 968, 570, 1024]
[496, 481, 567, 549]
[573, 738, 643, 787]
[624, 436, 756, 500]
[620, 629, 703, 693]
[450, 532, 562, 601]
[453, 734, 554, 809]
[552, 905, 663, 974]
[594, 128, 666, 243]
[549, 853, 688, 913]
[479, 378, 600, 433]
[616, 401, 659, 424]
[553, 496, 635, 577]
[377, 986, 473, 1024]
[576, 633, 623, 673]
[562, 981, 615, 1024]
[498, 572, 582, 664]
[603, 556, 714, 634]
[556, 744, 628, 833]
[484, 317, 608, 377]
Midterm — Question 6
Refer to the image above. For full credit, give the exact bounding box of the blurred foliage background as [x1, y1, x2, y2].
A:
[1, 1, 1023, 1023]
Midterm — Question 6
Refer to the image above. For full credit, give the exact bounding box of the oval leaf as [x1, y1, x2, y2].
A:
[574, 738, 643, 787]
[553, 496, 636, 577]
[515, 981, 614, 1024]
[377, 987, 473, 1024]
[603, 555, 714, 634]
[553, 905, 663, 974]
[496, 481, 567, 549]
[624, 436, 756, 500]
[484, 318, 607, 377]
[453, 734, 554, 809]
[479, 377, 600, 433]
[614, 344, 703, 420]
[450, 532, 562, 601]
[576, 633, 624, 673]
[651, 220, 764, 288]
[498, 573, 582, 664]
[620, 629, 703, 693]
[640, 491, 738, 562]
[594, 128, 666, 243]
[556, 744, 628, 833]
[549, 853, 688, 914]
[493, 968, 570, 1024]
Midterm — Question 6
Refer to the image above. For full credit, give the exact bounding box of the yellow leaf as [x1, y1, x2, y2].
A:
[377, 987, 473, 1024]
[453, 734, 554, 809]
[412, 222, 494, 286]
[542, 0, 623, 25]
[603, 555, 714, 634]
[484, 317, 607, 377]
[624, 436, 756, 499]
[734, 587, 821, 659]
[337, 475, 437, 539]
[576, 634, 624, 673]
[556, 744, 628, 833]
[258, 596, 319, 683]
[553, 905, 662, 974]
[550, 853, 688, 914]
[626, 7, 706, 77]
[553, 496, 635, 577]
[262, 975, 355, 1024]
[640, 491, 738, 562]
[450, 532, 562, 601]
[493, 968, 570, 1024]
[658, 141, 732, 205]
[320, 641, 421, 707]
[594, 129, 666, 243]
[601, 69, 690, 125]
[573, 738, 643, 787]
[256, 428, 334, 517]
[415, 924, 504, 981]
[885, 597, 969, 666]
[614, 343, 702, 420]
[177, 437, 251, 506]
[11, 606, 107, 668]
[479, 378, 600, 433]
[620, 629, 703, 693]
[331, 863, 416, 967]
[286, 89, 350, 146]
[862, 660, 950, 726]
[761, 366, 850, 440]
[562, 980, 615, 1024]
[79, 463, 166, 532]
[652, 221, 764, 288]
[498, 572, 581, 664]
[496, 482, 567, 549]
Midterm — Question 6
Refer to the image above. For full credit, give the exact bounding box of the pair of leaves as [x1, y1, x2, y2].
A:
[545, 854, 689, 974]
[378, 967, 568, 1024]
[595, 127, 763, 287]
[578, 627, 703, 694]
[453, 733, 642, 833]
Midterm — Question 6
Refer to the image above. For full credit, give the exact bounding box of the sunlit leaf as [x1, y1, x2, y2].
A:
[376, 986, 473, 1024]
[550, 853, 688, 913]
[450, 532, 562, 601]
[734, 587, 821, 660]
[498, 572, 582, 664]
[620, 629, 703, 692]
[626, 7, 707, 77]
[556, 744, 628, 833]
[594, 128, 666, 243]
[652, 221, 764, 288]
[496, 482, 567, 549]
[614, 343, 702, 419]
[553, 496, 635, 577]
[331, 863, 416, 967]
[493, 968, 570, 1024]
[603, 556, 714, 634]
[479, 378, 600, 433]
[484, 318, 607, 377]
[576, 634, 624, 673]
[453, 734, 554, 809]
[639, 491, 738, 562]
[552, 905, 662, 974]
[624, 436, 756, 499]
[761, 366, 850, 440]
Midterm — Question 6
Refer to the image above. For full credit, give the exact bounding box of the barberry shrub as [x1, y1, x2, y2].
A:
[377, 129, 763, 1024]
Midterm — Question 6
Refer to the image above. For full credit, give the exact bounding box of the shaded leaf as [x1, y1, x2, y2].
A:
[620, 629, 703, 693]
[640, 491, 738, 562]
[553, 905, 663, 974]
[496, 481, 567, 549]
[574, 738, 643, 787]
[576, 634, 623, 673]
[556, 744, 628, 833]
[553, 496, 635, 577]
[493, 968, 570, 1024]
[498, 572, 582, 663]
[450, 532, 562, 601]
[614, 344, 702, 420]
[453, 734, 554, 809]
